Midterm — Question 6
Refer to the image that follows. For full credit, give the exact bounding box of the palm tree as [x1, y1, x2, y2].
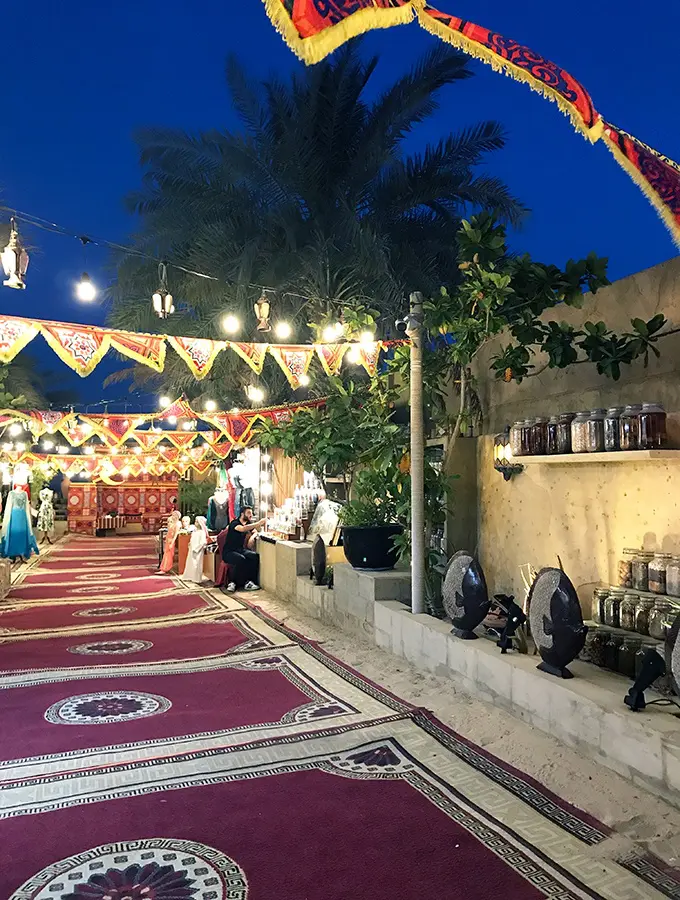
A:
[109, 42, 526, 405]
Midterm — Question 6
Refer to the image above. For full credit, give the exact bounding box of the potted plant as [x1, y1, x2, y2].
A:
[339, 494, 404, 571]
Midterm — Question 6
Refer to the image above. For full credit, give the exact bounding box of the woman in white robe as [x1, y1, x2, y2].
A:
[181, 516, 210, 584]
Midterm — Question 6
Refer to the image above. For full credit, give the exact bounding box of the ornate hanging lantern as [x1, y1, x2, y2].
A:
[152, 262, 174, 319]
[2, 217, 29, 289]
[254, 291, 271, 332]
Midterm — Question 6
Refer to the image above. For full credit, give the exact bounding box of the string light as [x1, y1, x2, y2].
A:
[204, 399, 217, 412]
[274, 321, 291, 340]
[2, 442, 11, 452]
[298, 374, 310, 387]
[42, 439, 54, 451]
[167, 415, 178, 425]
[57, 445, 68, 454]
[347, 344, 362, 364]
[246, 385, 265, 404]
[159, 396, 171, 408]
[222, 314, 240, 335]
[230, 407, 240, 414]
[84, 446, 95, 455]
[15, 441, 26, 452]
[9, 423, 22, 437]
[360, 331, 375, 345]
[76, 272, 96, 302]
[322, 325, 337, 342]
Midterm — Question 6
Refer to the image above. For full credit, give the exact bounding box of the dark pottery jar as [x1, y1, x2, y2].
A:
[618, 636, 640, 679]
[587, 631, 607, 667]
[620, 593, 638, 631]
[639, 402, 666, 450]
[604, 634, 623, 671]
[619, 404, 642, 450]
[604, 407, 623, 451]
[585, 408, 606, 453]
[546, 416, 560, 455]
[530, 417, 549, 456]
[556, 413, 575, 454]
[634, 597, 654, 636]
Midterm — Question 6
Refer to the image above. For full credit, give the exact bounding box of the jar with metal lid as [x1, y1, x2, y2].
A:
[617, 548, 639, 588]
[546, 416, 560, 455]
[639, 402, 666, 450]
[585, 408, 606, 453]
[649, 600, 675, 641]
[570, 411, 589, 454]
[510, 422, 524, 458]
[620, 593, 638, 631]
[530, 417, 549, 456]
[556, 413, 575, 454]
[588, 631, 608, 667]
[666, 557, 680, 597]
[604, 590, 624, 628]
[604, 407, 623, 451]
[618, 636, 640, 679]
[591, 588, 609, 624]
[632, 551, 652, 592]
[619, 404, 642, 450]
[648, 553, 670, 594]
[634, 596, 654, 635]
[604, 634, 623, 671]
[520, 420, 533, 456]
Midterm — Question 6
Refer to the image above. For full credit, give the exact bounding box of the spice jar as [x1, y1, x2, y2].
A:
[546, 416, 560, 455]
[604, 634, 623, 671]
[620, 593, 638, 631]
[666, 557, 680, 598]
[604, 590, 624, 628]
[634, 596, 654, 635]
[648, 552, 670, 594]
[639, 402, 667, 450]
[510, 422, 524, 458]
[632, 551, 652, 592]
[604, 407, 623, 451]
[617, 548, 639, 588]
[618, 636, 640, 679]
[530, 417, 549, 455]
[556, 413, 575, 454]
[570, 411, 589, 454]
[520, 420, 533, 456]
[649, 600, 675, 641]
[588, 631, 608, 667]
[619, 404, 642, 450]
[591, 588, 609, 624]
[585, 408, 606, 453]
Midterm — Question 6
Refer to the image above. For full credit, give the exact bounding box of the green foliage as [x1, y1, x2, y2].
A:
[0, 365, 28, 408]
[178, 478, 215, 518]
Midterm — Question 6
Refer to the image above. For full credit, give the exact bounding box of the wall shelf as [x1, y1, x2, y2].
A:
[514, 450, 680, 465]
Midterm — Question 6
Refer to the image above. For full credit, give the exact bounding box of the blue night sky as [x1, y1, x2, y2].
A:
[1, 1, 679, 405]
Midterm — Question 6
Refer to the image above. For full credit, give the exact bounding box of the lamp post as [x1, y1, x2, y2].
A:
[407, 292, 425, 615]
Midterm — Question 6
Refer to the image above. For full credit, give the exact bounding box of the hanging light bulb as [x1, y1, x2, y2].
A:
[76, 272, 96, 302]
[322, 325, 337, 343]
[298, 374, 310, 387]
[42, 439, 54, 451]
[230, 407, 240, 415]
[9, 423, 22, 437]
[246, 385, 265, 404]
[1, 217, 29, 289]
[15, 441, 26, 452]
[159, 396, 170, 408]
[360, 330, 375, 345]
[57, 445, 68, 454]
[2, 442, 12, 452]
[181, 421, 194, 431]
[333, 321, 345, 337]
[253, 291, 272, 332]
[222, 314, 240, 335]
[152, 262, 174, 319]
[204, 399, 217, 412]
[84, 445, 95, 455]
[274, 321, 292, 340]
[167, 415, 178, 425]
[347, 344, 362, 364]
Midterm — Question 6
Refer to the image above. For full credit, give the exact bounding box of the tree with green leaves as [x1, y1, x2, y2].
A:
[109, 43, 524, 406]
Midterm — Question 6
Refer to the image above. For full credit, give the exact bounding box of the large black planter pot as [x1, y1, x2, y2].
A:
[341, 524, 403, 571]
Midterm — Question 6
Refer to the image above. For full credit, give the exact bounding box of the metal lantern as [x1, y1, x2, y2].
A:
[254, 292, 271, 332]
[494, 426, 523, 481]
[152, 262, 174, 319]
[2, 217, 29, 290]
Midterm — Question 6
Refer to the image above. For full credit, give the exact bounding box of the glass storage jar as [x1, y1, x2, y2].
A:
[509, 422, 524, 458]
[634, 596, 654, 635]
[604, 407, 623, 451]
[570, 411, 590, 454]
[585, 408, 606, 452]
[604, 634, 623, 671]
[648, 552, 670, 594]
[591, 588, 609, 624]
[520, 420, 533, 456]
[620, 593, 638, 631]
[618, 636, 640, 678]
[556, 413, 575, 454]
[639, 402, 666, 450]
[632, 551, 652, 592]
[546, 416, 560, 454]
[619, 404, 642, 450]
[587, 631, 607, 667]
[604, 590, 624, 628]
[617, 548, 639, 588]
[666, 556, 680, 598]
[649, 600, 675, 641]
[530, 417, 549, 455]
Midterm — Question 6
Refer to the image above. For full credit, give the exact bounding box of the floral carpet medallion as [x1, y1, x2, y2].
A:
[44, 690, 171, 725]
[73, 607, 136, 618]
[67, 639, 154, 656]
[9, 838, 248, 900]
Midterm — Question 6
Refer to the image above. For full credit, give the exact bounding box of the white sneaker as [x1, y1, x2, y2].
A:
[226, 582, 236, 592]
[244, 581, 260, 591]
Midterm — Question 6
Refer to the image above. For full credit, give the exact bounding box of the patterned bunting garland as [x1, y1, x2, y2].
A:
[168, 336, 226, 380]
[40, 324, 110, 377]
[0, 316, 40, 363]
[315, 343, 349, 376]
[268, 345, 315, 389]
[229, 342, 269, 374]
[110, 331, 166, 372]
[261, 0, 680, 249]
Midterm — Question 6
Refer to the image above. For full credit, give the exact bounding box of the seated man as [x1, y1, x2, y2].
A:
[222, 506, 266, 592]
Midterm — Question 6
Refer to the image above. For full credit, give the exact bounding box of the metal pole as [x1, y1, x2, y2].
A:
[407, 292, 425, 615]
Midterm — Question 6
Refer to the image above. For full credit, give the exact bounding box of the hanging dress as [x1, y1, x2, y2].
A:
[159, 511, 182, 574]
[181, 516, 210, 583]
[37, 487, 55, 534]
[0, 489, 39, 560]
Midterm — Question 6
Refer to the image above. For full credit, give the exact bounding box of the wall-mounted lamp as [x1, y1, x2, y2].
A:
[494, 427, 523, 481]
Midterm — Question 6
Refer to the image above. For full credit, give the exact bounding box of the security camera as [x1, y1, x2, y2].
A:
[395, 318, 408, 334]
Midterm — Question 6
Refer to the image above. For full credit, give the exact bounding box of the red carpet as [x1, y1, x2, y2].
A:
[8, 575, 184, 601]
[16, 566, 158, 584]
[0, 535, 677, 900]
[36, 556, 157, 570]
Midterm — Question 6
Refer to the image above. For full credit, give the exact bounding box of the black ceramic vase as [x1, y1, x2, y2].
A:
[442, 550, 490, 640]
[528, 568, 588, 679]
[312, 535, 326, 586]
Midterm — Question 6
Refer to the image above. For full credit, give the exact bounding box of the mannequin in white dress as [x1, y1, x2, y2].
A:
[181, 516, 211, 584]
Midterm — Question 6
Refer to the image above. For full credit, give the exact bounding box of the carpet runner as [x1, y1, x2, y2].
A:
[0, 535, 678, 900]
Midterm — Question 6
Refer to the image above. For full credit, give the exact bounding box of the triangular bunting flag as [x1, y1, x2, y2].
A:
[229, 342, 268, 374]
[357, 342, 383, 377]
[163, 432, 198, 450]
[110, 331, 166, 373]
[268, 345, 314, 389]
[0, 316, 40, 363]
[169, 336, 226, 380]
[315, 343, 349, 376]
[40, 324, 110, 377]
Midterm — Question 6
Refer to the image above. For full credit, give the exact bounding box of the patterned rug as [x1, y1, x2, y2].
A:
[1, 536, 678, 899]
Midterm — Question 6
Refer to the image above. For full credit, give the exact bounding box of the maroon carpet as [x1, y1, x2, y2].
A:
[8, 575, 183, 601]
[36, 557, 157, 571]
[16, 566, 158, 584]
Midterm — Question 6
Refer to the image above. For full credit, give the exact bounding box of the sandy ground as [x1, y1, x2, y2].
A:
[244, 590, 680, 872]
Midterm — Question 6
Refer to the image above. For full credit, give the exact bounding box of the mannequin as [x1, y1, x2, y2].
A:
[37, 487, 55, 544]
[0, 488, 39, 561]
[158, 510, 181, 574]
[182, 516, 211, 583]
[181, 515, 193, 533]
[12, 462, 31, 500]
[207, 488, 230, 533]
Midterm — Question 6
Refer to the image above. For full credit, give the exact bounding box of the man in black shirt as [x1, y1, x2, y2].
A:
[222, 506, 266, 592]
